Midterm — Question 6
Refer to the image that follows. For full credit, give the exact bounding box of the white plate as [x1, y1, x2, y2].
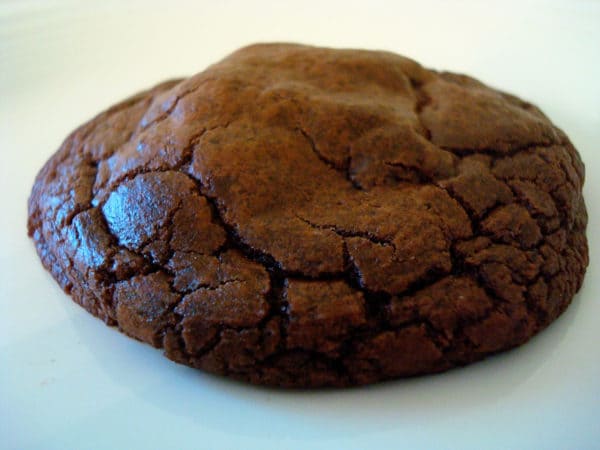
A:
[1, 1, 599, 449]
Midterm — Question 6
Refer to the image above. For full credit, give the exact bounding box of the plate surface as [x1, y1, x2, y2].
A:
[1, 1, 599, 449]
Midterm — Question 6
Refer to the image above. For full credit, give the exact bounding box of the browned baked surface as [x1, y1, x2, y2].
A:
[28, 44, 588, 387]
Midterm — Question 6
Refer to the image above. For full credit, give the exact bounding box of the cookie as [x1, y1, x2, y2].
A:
[28, 44, 588, 387]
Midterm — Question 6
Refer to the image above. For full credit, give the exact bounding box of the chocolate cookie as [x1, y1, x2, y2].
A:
[28, 44, 588, 387]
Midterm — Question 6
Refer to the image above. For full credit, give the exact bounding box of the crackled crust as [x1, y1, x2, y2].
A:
[28, 44, 588, 387]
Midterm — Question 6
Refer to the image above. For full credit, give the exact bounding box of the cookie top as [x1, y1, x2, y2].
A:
[28, 43, 588, 387]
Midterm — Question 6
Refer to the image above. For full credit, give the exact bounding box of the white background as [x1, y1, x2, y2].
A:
[1, 1, 599, 448]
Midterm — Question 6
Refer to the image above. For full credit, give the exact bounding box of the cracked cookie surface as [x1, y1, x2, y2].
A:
[28, 43, 588, 387]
